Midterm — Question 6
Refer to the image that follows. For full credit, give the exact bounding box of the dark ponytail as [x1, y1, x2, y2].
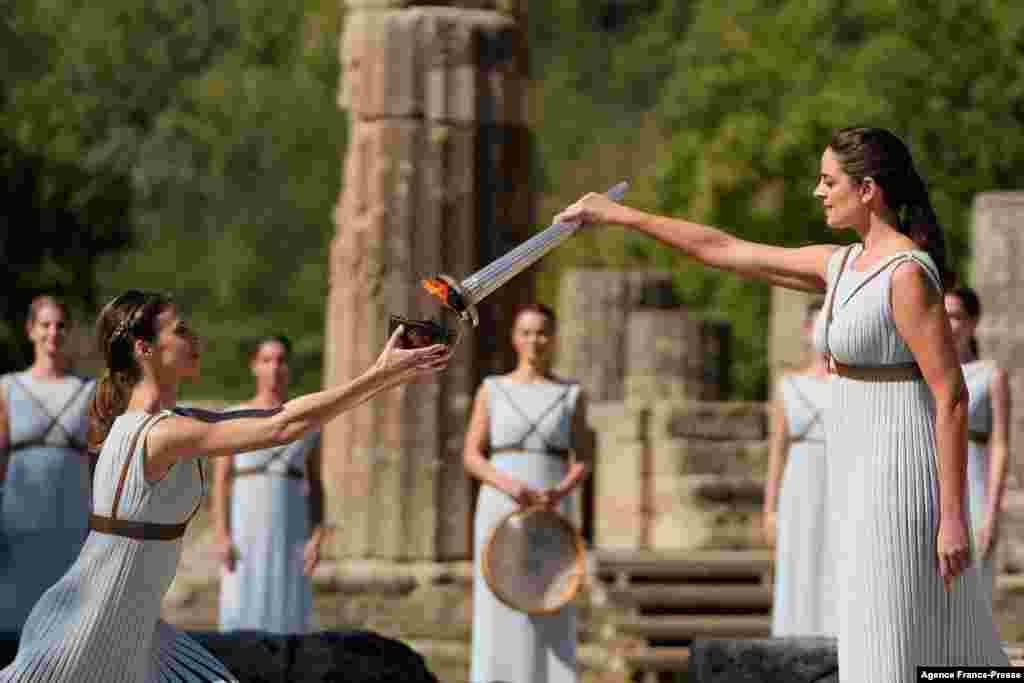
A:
[830, 127, 949, 289]
[87, 290, 173, 453]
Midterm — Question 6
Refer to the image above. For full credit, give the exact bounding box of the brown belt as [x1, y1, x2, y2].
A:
[968, 430, 990, 446]
[89, 513, 189, 541]
[233, 465, 304, 479]
[490, 446, 570, 458]
[832, 361, 921, 382]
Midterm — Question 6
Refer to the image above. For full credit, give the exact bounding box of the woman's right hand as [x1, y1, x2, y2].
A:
[761, 511, 777, 547]
[503, 479, 545, 509]
[937, 513, 971, 591]
[373, 326, 451, 383]
[554, 192, 629, 228]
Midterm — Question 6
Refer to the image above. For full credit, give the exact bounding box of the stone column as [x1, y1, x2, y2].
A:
[324, 1, 531, 562]
[972, 192, 1024, 573]
[769, 285, 815, 385]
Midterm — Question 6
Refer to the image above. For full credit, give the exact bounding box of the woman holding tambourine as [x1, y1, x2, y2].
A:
[462, 303, 590, 683]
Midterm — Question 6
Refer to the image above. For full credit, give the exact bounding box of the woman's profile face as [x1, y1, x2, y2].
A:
[511, 311, 555, 367]
[944, 293, 976, 348]
[27, 304, 69, 359]
[250, 340, 290, 394]
[814, 147, 865, 230]
[151, 304, 201, 380]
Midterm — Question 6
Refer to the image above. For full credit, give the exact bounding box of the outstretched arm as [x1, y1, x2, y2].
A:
[891, 261, 970, 590]
[555, 194, 836, 293]
[144, 328, 449, 482]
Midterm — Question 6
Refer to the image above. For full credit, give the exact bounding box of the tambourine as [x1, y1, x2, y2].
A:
[481, 505, 585, 615]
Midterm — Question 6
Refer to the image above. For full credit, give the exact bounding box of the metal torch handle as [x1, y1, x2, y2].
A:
[461, 181, 629, 306]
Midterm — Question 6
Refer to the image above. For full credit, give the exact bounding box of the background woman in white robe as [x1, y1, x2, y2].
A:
[213, 335, 325, 634]
[944, 286, 1011, 599]
[0, 296, 95, 632]
[763, 298, 833, 636]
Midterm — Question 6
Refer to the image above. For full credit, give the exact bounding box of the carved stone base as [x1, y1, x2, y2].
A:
[690, 638, 838, 683]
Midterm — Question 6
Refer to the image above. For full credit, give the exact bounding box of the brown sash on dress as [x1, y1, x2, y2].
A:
[88, 413, 204, 541]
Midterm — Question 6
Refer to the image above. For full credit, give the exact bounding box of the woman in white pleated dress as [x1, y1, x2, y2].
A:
[0, 289, 449, 682]
[463, 304, 590, 683]
[213, 335, 325, 634]
[557, 126, 1007, 681]
[763, 298, 833, 636]
[944, 286, 1011, 600]
[0, 296, 95, 632]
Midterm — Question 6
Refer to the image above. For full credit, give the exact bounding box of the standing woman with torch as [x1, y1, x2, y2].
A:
[556, 127, 1008, 681]
[0, 290, 449, 682]
[463, 304, 589, 683]
[944, 286, 1011, 601]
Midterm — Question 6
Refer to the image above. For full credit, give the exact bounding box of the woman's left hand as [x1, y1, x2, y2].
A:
[303, 536, 322, 577]
[937, 514, 971, 591]
[541, 462, 588, 509]
[976, 516, 999, 560]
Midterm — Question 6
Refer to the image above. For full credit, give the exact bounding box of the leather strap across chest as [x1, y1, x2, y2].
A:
[7, 375, 90, 452]
[88, 413, 204, 541]
[823, 246, 937, 382]
[488, 381, 573, 458]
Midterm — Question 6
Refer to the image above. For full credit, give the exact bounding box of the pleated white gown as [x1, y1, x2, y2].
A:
[0, 411, 236, 682]
[771, 373, 832, 636]
[218, 432, 319, 634]
[470, 376, 581, 683]
[963, 360, 997, 598]
[814, 245, 1007, 682]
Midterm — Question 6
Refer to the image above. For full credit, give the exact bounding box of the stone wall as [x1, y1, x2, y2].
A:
[592, 399, 767, 552]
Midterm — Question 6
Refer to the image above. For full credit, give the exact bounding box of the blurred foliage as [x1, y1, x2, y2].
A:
[0, 134, 132, 371]
[2, 0, 342, 396]
[647, 0, 1024, 398]
[4, 0, 1024, 399]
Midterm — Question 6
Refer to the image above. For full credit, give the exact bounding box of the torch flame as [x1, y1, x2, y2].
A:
[421, 277, 450, 305]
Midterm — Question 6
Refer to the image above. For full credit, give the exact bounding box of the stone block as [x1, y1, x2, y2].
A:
[624, 308, 703, 406]
[594, 441, 645, 549]
[587, 401, 647, 443]
[690, 638, 838, 683]
[651, 438, 769, 479]
[557, 270, 677, 402]
[649, 475, 760, 550]
[650, 401, 767, 441]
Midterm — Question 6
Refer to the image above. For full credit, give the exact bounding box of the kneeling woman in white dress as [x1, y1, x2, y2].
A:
[763, 298, 832, 636]
[463, 303, 590, 683]
[0, 290, 449, 683]
[944, 286, 1011, 600]
[213, 335, 325, 634]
